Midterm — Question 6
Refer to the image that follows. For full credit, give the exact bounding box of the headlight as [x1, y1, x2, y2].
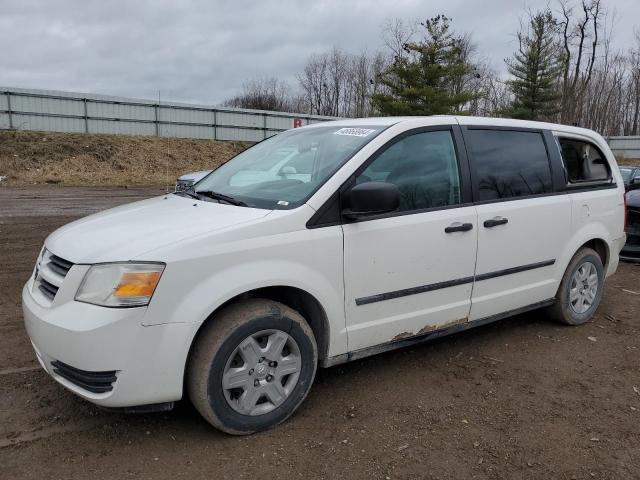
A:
[75, 263, 165, 307]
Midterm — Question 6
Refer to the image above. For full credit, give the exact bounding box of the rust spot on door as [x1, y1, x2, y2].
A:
[390, 317, 469, 343]
[416, 317, 469, 336]
[392, 331, 414, 341]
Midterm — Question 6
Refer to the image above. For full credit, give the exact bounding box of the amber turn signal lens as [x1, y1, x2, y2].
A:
[114, 271, 162, 298]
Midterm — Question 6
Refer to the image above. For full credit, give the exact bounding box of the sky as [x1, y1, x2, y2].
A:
[1, 0, 638, 106]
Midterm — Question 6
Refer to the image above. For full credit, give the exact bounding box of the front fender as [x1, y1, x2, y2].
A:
[142, 226, 347, 358]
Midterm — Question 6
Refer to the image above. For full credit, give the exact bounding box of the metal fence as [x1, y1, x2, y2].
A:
[3, 87, 637, 156]
[606, 136, 640, 160]
[0, 87, 337, 142]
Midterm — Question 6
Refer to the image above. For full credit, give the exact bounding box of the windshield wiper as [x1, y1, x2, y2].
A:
[174, 189, 200, 199]
[197, 190, 247, 207]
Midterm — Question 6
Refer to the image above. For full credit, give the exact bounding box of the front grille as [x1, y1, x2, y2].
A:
[32, 249, 74, 304]
[51, 360, 117, 394]
[38, 278, 59, 300]
[48, 254, 73, 277]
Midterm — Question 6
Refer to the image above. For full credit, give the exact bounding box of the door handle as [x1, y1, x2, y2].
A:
[445, 222, 474, 233]
[483, 217, 508, 228]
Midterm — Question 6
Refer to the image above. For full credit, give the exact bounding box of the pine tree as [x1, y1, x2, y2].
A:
[372, 15, 477, 116]
[505, 10, 563, 120]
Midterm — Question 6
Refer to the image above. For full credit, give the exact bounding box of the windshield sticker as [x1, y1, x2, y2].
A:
[334, 128, 376, 137]
[277, 200, 290, 206]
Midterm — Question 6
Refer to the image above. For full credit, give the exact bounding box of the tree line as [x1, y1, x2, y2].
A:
[223, 0, 640, 136]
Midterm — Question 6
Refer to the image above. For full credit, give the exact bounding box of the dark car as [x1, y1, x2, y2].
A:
[622, 188, 640, 262]
[620, 166, 640, 190]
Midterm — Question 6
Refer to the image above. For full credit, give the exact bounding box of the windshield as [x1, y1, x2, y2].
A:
[194, 125, 386, 209]
[620, 168, 632, 182]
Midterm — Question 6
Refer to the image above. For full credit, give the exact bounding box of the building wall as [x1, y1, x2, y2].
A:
[607, 136, 640, 160]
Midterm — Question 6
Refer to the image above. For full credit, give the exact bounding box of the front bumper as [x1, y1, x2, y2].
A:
[22, 282, 198, 408]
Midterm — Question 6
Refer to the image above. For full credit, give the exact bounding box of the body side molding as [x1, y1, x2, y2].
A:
[354, 259, 556, 306]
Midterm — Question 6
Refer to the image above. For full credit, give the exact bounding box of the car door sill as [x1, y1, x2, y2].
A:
[320, 298, 555, 368]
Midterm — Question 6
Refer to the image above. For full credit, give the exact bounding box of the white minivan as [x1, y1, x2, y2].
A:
[23, 116, 626, 434]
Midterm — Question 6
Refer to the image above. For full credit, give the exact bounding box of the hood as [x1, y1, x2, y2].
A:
[45, 194, 271, 263]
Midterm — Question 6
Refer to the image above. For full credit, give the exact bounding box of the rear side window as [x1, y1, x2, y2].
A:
[558, 138, 610, 183]
[466, 129, 552, 201]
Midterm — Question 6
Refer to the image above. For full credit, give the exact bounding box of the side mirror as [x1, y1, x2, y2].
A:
[343, 182, 400, 219]
[630, 176, 640, 190]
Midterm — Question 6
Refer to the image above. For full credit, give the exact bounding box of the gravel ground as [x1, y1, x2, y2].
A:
[1, 186, 639, 480]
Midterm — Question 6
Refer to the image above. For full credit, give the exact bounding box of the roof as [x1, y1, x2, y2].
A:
[305, 115, 602, 139]
[454, 116, 601, 138]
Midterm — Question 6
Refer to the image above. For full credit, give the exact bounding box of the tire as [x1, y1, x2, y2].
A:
[548, 247, 604, 325]
[187, 298, 317, 435]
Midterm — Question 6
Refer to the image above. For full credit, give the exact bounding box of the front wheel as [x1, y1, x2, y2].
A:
[548, 247, 605, 325]
[187, 299, 317, 435]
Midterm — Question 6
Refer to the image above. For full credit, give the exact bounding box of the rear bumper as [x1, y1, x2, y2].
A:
[22, 283, 198, 408]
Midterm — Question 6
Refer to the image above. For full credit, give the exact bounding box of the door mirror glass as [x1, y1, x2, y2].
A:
[343, 182, 400, 219]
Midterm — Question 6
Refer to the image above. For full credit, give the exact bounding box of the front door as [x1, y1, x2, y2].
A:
[343, 128, 478, 351]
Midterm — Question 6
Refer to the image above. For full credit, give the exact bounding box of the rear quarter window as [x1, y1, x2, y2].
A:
[557, 137, 611, 184]
[466, 129, 553, 201]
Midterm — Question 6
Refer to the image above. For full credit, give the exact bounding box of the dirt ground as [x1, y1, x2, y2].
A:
[0, 130, 247, 186]
[1, 186, 639, 480]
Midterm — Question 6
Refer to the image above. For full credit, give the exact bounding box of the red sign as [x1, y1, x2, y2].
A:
[293, 118, 303, 128]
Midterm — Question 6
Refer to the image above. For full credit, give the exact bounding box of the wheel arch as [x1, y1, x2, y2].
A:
[580, 238, 609, 270]
[186, 285, 331, 370]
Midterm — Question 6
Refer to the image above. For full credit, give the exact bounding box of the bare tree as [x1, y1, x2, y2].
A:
[297, 48, 388, 117]
[467, 67, 511, 117]
[381, 18, 418, 62]
[297, 52, 330, 115]
[546, 3, 640, 135]
[222, 77, 295, 112]
[627, 30, 640, 135]
[557, 0, 603, 125]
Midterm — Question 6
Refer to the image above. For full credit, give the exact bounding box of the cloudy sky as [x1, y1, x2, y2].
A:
[1, 0, 638, 105]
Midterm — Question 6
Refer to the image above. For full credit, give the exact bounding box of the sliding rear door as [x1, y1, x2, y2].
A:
[463, 127, 571, 320]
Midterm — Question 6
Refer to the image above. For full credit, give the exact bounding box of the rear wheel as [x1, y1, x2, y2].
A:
[187, 299, 317, 435]
[548, 247, 604, 325]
